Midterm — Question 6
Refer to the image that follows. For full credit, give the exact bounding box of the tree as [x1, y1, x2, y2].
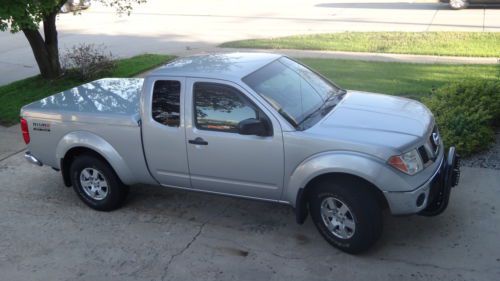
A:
[0, 0, 145, 79]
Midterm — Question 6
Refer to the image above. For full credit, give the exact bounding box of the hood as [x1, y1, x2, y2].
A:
[306, 91, 434, 154]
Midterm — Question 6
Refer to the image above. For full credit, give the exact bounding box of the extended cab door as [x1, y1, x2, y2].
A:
[141, 76, 191, 188]
[184, 78, 284, 200]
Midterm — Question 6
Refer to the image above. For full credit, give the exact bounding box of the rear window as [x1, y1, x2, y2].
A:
[152, 80, 181, 127]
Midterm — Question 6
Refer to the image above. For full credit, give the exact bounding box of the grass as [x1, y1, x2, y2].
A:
[221, 32, 500, 57]
[299, 58, 499, 100]
[1, 54, 498, 126]
[0, 54, 175, 125]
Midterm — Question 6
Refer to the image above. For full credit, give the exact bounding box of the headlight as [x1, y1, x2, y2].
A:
[388, 149, 424, 175]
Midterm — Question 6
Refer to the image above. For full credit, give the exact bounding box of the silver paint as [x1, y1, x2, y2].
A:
[21, 53, 445, 215]
[80, 168, 109, 200]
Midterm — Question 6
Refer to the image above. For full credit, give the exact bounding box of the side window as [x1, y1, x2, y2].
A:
[152, 80, 181, 127]
[194, 82, 258, 133]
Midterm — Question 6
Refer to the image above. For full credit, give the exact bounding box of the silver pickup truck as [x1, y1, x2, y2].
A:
[20, 53, 460, 253]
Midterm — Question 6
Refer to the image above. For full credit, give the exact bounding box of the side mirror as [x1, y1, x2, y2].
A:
[237, 118, 270, 137]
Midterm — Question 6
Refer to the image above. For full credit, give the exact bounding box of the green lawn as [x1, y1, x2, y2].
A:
[299, 58, 499, 100]
[221, 32, 500, 57]
[0, 54, 175, 125]
[1, 54, 498, 126]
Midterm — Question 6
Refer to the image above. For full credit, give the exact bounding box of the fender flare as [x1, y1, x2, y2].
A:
[284, 151, 406, 208]
[56, 131, 135, 185]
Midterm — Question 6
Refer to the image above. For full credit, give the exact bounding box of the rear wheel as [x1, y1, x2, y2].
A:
[70, 154, 128, 211]
[309, 178, 383, 254]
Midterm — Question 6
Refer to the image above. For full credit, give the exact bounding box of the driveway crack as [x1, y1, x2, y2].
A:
[160, 205, 229, 280]
[161, 221, 207, 281]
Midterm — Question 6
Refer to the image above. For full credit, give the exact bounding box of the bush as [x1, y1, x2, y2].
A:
[62, 44, 116, 81]
[423, 79, 500, 156]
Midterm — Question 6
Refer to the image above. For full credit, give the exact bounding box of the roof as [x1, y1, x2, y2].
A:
[150, 52, 282, 81]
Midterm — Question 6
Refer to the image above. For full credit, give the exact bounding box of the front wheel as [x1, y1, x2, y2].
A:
[70, 154, 129, 211]
[309, 178, 383, 254]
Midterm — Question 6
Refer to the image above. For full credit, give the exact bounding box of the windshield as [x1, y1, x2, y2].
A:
[243, 57, 343, 127]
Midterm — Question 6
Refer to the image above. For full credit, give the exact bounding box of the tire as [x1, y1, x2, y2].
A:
[70, 154, 129, 211]
[449, 0, 468, 9]
[309, 178, 383, 254]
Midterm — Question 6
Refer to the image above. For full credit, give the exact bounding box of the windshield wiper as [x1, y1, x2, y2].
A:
[297, 92, 344, 127]
[278, 108, 299, 128]
[261, 95, 299, 128]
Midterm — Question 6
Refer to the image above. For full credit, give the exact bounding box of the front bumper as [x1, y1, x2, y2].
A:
[385, 147, 460, 215]
[419, 146, 460, 216]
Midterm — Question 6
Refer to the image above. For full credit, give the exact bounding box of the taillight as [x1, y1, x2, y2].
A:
[20, 118, 30, 144]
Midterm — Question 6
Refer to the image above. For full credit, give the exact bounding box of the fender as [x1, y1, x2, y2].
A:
[55, 131, 135, 185]
[284, 151, 409, 207]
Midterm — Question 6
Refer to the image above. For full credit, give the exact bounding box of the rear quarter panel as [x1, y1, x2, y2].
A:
[22, 111, 156, 186]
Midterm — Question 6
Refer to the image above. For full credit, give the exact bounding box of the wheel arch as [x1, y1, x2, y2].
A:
[295, 172, 389, 224]
[56, 131, 135, 186]
[286, 151, 393, 224]
[61, 147, 112, 187]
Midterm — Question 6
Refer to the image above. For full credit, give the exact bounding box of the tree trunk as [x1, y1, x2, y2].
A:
[22, 11, 61, 79]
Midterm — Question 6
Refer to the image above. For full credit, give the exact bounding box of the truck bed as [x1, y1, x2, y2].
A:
[21, 78, 144, 126]
[20, 78, 156, 185]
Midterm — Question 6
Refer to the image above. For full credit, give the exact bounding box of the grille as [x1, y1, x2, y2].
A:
[418, 145, 429, 163]
[418, 126, 440, 166]
[429, 129, 438, 153]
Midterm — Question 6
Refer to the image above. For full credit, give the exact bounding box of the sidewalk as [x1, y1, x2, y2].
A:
[213, 47, 499, 65]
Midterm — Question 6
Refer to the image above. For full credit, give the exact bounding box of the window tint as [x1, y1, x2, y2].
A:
[194, 83, 257, 133]
[152, 80, 181, 127]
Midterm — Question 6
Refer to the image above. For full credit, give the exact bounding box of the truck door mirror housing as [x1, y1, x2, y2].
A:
[237, 118, 270, 137]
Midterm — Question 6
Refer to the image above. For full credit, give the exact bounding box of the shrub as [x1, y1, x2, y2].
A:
[62, 43, 116, 81]
[423, 79, 500, 156]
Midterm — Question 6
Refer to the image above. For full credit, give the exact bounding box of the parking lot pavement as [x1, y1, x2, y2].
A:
[0, 152, 499, 281]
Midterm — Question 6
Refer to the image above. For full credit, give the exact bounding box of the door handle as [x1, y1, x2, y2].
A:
[188, 137, 208, 145]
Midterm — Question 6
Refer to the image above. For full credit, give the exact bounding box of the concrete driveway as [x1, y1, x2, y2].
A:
[0, 149, 500, 280]
[1, 0, 499, 85]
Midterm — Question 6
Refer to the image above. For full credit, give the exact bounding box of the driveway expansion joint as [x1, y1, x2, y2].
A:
[0, 148, 27, 163]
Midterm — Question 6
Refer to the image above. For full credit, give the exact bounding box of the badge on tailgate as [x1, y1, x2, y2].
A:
[32, 122, 51, 132]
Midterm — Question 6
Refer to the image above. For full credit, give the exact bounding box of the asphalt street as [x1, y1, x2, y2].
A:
[1, 0, 500, 85]
[0, 149, 500, 280]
